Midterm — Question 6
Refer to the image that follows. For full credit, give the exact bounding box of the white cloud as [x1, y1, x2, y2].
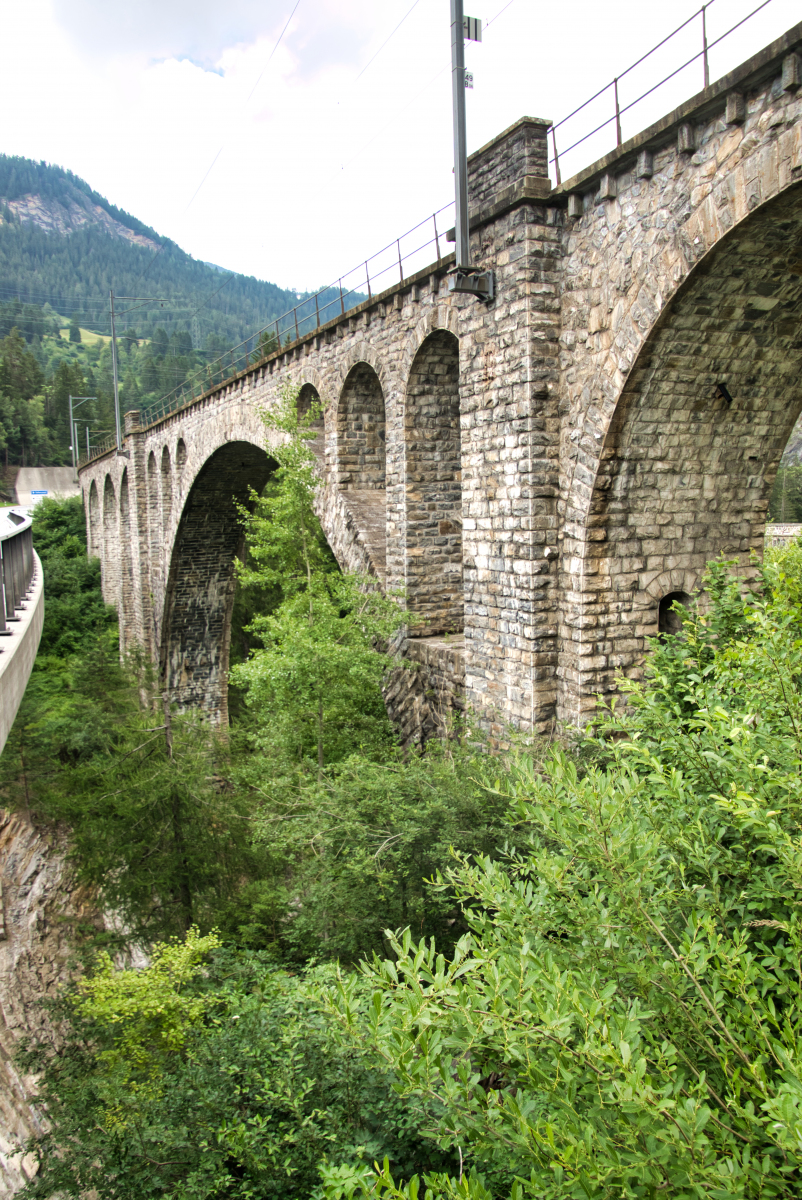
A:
[0, 0, 799, 298]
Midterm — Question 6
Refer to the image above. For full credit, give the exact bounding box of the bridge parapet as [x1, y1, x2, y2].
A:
[0, 510, 43, 754]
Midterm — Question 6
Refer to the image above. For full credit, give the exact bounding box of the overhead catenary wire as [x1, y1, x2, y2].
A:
[132, 0, 302, 290]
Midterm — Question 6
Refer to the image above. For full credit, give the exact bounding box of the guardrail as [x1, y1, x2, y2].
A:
[123, 201, 456, 436]
[76, 0, 783, 463]
[549, 0, 777, 185]
[0, 509, 34, 634]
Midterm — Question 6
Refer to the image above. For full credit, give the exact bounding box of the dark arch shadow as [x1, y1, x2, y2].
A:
[578, 180, 802, 705]
[160, 441, 277, 725]
[405, 329, 462, 633]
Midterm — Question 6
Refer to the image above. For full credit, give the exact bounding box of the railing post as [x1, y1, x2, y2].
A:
[702, 4, 709, 88]
[365, 261, 372, 302]
[294, 307, 300, 341]
[397, 240, 404, 285]
[433, 213, 441, 264]
[315, 292, 320, 329]
[614, 77, 622, 147]
[551, 127, 562, 186]
[339, 280, 345, 316]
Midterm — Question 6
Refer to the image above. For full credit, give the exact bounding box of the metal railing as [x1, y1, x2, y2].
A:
[549, 0, 776, 185]
[127, 201, 455, 435]
[77, 0, 784, 464]
[0, 509, 35, 636]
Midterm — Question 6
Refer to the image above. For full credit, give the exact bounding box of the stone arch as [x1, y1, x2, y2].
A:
[399, 305, 460, 385]
[160, 440, 277, 725]
[659, 592, 693, 637]
[297, 382, 325, 462]
[160, 445, 173, 537]
[559, 181, 802, 722]
[404, 328, 462, 632]
[336, 363, 386, 490]
[176, 438, 187, 472]
[87, 479, 100, 559]
[119, 469, 135, 647]
[101, 474, 118, 609]
[146, 450, 161, 584]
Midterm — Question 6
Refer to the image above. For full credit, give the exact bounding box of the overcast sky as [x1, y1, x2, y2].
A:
[0, 0, 798, 296]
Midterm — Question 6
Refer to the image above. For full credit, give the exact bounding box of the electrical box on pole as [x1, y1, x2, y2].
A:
[448, 0, 494, 303]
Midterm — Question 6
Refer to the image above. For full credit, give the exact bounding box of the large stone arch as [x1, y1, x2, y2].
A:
[558, 180, 802, 723]
[160, 440, 277, 725]
[160, 445, 173, 538]
[336, 363, 386, 489]
[119, 469, 135, 649]
[404, 327, 463, 632]
[146, 449, 161, 593]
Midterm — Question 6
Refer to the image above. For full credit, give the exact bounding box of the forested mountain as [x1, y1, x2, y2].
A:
[0, 154, 365, 468]
[0, 155, 301, 347]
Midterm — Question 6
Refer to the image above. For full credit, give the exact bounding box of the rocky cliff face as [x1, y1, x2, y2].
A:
[0, 810, 97, 1196]
[1, 193, 158, 250]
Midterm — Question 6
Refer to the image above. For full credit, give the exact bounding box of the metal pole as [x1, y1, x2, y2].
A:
[702, 5, 709, 88]
[551, 127, 562, 186]
[365, 262, 372, 302]
[339, 280, 345, 315]
[315, 292, 320, 329]
[397, 240, 404, 284]
[86, 426, 90, 460]
[451, 0, 470, 269]
[433, 213, 441, 264]
[109, 289, 122, 453]
[69, 394, 76, 482]
[294, 308, 300, 341]
[614, 78, 622, 147]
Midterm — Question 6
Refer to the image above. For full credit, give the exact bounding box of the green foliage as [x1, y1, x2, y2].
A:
[319, 553, 802, 1199]
[18, 948, 455, 1199]
[1, 498, 259, 943]
[767, 463, 802, 523]
[232, 743, 507, 963]
[232, 383, 407, 771]
[31, 495, 116, 655]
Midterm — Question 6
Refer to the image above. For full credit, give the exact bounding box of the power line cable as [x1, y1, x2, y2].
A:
[132, 0, 302, 289]
[354, 0, 423, 82]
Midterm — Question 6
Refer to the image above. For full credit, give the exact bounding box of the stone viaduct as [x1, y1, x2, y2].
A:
[80, 24, 802, 736]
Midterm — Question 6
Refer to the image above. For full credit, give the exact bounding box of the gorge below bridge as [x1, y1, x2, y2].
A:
[80, 24, 802, 737]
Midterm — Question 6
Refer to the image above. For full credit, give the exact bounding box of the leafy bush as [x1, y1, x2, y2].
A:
[18, 938, 456, 1199]
[319, 550, 802, 1198]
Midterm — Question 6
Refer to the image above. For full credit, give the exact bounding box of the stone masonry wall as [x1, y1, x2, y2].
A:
[556, 28, 802, 722]
[79, 24, 802, 734]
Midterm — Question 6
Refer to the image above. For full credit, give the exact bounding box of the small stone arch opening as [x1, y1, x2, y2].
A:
[161, 441, 277, 725]
[87, 479, 100, 557]
[658, 591, 692, 637]
[297, 383, 324, 460]
[119, 469, 135, 646]
[337, 363, 386, 490]
[404, 329, 462, 633]
[161, 446, 173, 535]
[101, 474, 118, 608]
[176, 438, 187, 472]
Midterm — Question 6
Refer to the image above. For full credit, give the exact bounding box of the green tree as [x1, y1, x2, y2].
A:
[321, 554, 802, 1200]
[17, 942, 454, 1200]
[231, 382, 407, 773]
[68, 316, 81, 343]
